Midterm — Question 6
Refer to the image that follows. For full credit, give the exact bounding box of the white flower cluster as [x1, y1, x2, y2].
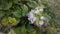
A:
[27, 6, 45, 26]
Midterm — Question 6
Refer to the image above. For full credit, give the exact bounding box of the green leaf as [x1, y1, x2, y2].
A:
[21, 26, 26, 34]
[0, 11, 5, 18]
[30, 30, 36, 34]
[21, 5, 28, 16]
[46, 27, 56, 34]
[35, 0, 42, 5]
[13, 11, 22, 18]
[26, 1, 38, 9]
[14, 27, 21, 34]
[8, 17, 17, 26]
[14, 26, 26, 34]
[4, 10, 11, 17]
[0, 0, 12, 10]
[13, 5, 22, 18]
[13, 0, 21, 3]
[1, 18, 8, 26]
[1, 17, 17, 26]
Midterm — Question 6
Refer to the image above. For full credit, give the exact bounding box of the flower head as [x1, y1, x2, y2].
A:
[28, 16, 36, 23]
[27, 11, 36, 23]
[39, 20, 44, 25]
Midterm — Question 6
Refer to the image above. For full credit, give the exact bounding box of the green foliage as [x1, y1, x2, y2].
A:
[0, 0, 60, 34]
[15, 26, 26, 34]
[0, 0, 12, 10]
[13, 5, 22, 18]
[46, 27, 57, 34]
[1, 17, 17, 26]
[0, 11, 5, 18]
[21, 4, 28, 16]
[26, 1, 38, 9]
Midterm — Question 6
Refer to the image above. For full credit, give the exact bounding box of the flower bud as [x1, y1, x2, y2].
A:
[40, 16, 45, 20]
[28, 16, 36, 23]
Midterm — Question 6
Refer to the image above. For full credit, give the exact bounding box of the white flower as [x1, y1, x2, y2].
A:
[40, 16, 45, 20]
[39, 20, 44, 25]
[36, 6, 44, 11]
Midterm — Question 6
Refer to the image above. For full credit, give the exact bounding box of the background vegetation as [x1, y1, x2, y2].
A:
[0, 0, 60, 34]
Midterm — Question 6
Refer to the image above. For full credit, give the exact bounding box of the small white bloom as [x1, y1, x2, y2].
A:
[40, 16, 45, 20]
[39, 20, 44, 25]
[39, 8, 43, 11]
[37, 6, 44, 12]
